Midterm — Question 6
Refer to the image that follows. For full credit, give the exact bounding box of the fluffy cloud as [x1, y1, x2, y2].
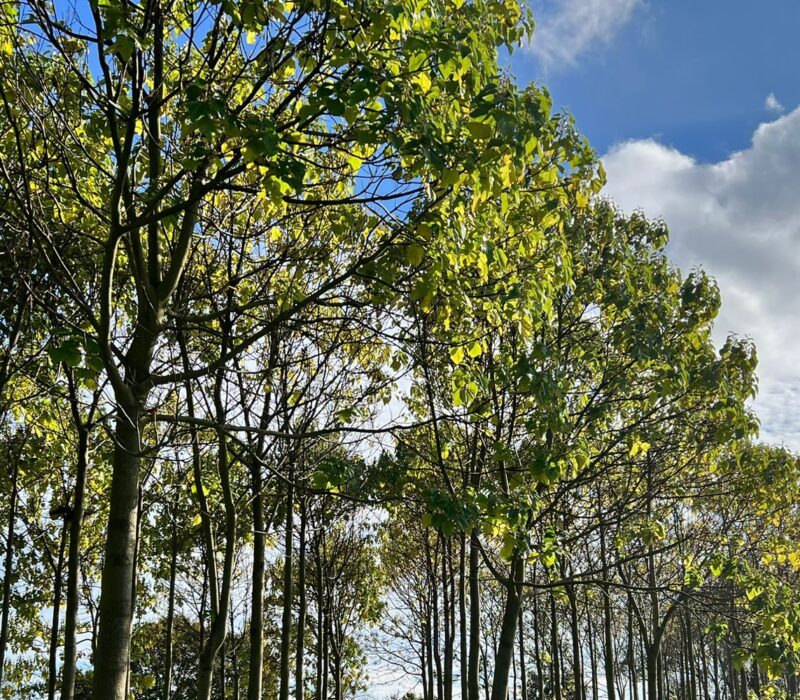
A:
[528, 0, 640, 68]
[601, 108, 800, 448]
[765, 93, 785, 114]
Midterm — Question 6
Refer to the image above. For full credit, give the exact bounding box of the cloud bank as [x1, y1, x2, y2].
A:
[528, 0, 640, 68]
[601, 107, 800, 448]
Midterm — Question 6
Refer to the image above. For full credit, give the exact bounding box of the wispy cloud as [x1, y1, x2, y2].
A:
[528, 0, 641, 69]
[765, 92, 784, 114]
[601, 107, 800, 448]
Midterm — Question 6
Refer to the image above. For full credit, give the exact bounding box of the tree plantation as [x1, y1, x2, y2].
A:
[0, 0, 798, 699]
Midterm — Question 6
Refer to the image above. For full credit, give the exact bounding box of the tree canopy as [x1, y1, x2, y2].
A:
[0, 1, 797, 699]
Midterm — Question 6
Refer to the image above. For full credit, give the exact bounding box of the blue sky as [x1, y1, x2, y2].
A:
[497, 0, 800, 451]
[510, 0, 800, 161]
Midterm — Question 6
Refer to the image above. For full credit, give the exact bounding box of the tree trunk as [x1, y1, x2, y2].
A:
[460, 532, 469, 700]
[279, 473, 295, 700]
[162, 511, 178, 700]
[47, 526, 67, 700]
[248, 460, 266, 700]
[197, 371, 237, 700]
[443, 537, 454, 700]
[567, 584, 583, 700]
[587, 605, 598, 700]
[490, 553, 524, 700]
[92, 401, 145, 700]
[469, 528, 481, 700]
[551, 595, 562, 700]
[61, 428, 89, 700]
[519, 606, 528, 700]
[296, 497, 307, 700]
[647, 646, 659, 700]
[0, 458, 19, 686]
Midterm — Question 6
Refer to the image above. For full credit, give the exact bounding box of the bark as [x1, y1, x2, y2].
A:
[247, 458, 266, 700]
[600, 518, 616, 700]
[93, 397, 148, 699]
[47, 527, 67, 700]
[245, 339, 277, 700]
[551, 595, 563, 700]
[567, 583, 584, 700]
[296, 496, 307, 700]
[0, 459, 18, 685]
[162, 510, 178, 700]
[61, 427, 89, 700]
[468, 528, 481, 700]
[587, 605, 598, 700]
[460, 532, 469, 700]
[490, 553, 525, 700]
[443, 537, 453, 700]
[196, 369, 238, 700]
[519, 606, 528, 700]
[278, 471, 295, 700]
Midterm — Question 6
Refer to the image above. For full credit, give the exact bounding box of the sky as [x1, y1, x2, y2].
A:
[505, 0, 800, 450]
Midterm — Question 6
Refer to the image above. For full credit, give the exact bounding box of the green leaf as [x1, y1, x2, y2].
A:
[450, 346, 464, 365]
[406, 244, 425, 266]
[48, 339, 82, 367]
[466, 120, 493, 140]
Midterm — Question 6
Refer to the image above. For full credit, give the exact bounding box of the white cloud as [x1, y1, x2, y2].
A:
[528, 0, 641, 68]
[765, 92, 784, 113]
[601, 107, 800, 449]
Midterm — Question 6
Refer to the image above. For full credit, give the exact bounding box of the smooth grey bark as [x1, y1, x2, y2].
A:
[468, 528, 481, 700]
[567, 583, 584, 700]
[489, 553, 525, 700]
[443, 537, 453, 700]
[296, 496, 307, 700]
[196, 368, 238, 700]
[278, 471, 295, 700]
[93, 400, 146, 700]
[551, 595, 563, 700]
[47, 527, 67, 700]
[162, 509, 178, 700]
[240, 338, 278, 700]
[0, 458, 19, 686]
[61, 424, 89, 700]
[460, 533, 468, 700]
[518, 606, 528, 700]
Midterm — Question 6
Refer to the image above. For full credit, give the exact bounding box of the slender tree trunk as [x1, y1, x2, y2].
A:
[443, 537, 454, 700]
[460, 532, 468, 700]
[647, 646, 659, 700]
[429, 537, 443, 700]
[296, 497, 307, 700]
[629, 606, 639, 700]
[533, 593, 544, 700]
[600, 518, 616, 700]
[315, 529, 324, 700]
[47, 526, 67, 700]
[162, 511, 178, 700]
[469, 528, 481, 700]
[197, 369, 238, 700]
[93, 400, 145, 700]
[422, 625, 429, 700]
[551, 595, 562, 700]
[490, 553, 525, 700]
[567, 584, 583, 700]
[244, 339, 277, 700]
[0, 458, 20, 685]
[587, 605, 598, 700]
[229, 604, 241, 700]
[61, 428, 89, 700]
[426, 609, 435, 700]
[519, 606, 528, 700]
[279, 471, 295, 700]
